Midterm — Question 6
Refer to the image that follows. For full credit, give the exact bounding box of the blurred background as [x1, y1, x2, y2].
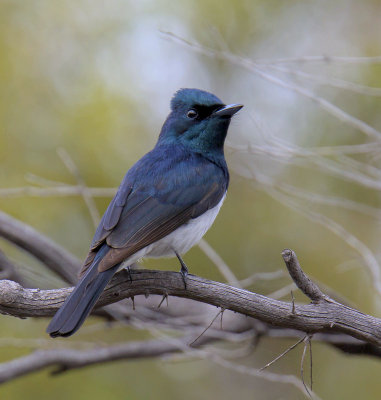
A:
[1, 0, 381, 398]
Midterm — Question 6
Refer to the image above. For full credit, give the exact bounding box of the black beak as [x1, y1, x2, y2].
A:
[213, 103, 244, 117]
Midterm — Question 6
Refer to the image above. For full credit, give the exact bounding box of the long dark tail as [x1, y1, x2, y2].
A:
[46, 245, 119, 338]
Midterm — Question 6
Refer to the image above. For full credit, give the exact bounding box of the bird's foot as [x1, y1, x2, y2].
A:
[125, 266, 133, 283]
[174, 251, 189, 290]
[180, 264, 188, 290]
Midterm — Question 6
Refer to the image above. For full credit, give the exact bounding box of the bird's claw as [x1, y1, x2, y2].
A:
[174, 250, 189, 290]
[180, 264, 188, 290]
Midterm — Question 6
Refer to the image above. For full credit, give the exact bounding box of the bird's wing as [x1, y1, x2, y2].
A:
[80, 152, 227, 276]
[90, 172, 133, 250]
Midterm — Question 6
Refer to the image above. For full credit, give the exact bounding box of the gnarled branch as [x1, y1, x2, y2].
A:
[1, 262, 380, 346]
[0, 249, 380, 389]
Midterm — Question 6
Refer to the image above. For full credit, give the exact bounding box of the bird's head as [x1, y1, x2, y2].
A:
[158, 88, 243, 155]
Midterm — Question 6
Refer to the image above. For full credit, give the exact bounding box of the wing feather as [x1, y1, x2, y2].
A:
[80, 146, 228, 276]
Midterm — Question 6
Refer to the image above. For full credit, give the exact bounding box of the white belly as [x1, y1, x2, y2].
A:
[124, 194, 226, 264]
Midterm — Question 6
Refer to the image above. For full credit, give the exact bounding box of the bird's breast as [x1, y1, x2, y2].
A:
[138, 193, 226, 260]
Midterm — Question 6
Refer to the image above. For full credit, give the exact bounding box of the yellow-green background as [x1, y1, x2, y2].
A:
[1, 0, 381, 399]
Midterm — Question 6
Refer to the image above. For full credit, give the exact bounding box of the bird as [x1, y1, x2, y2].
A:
[46, 88, 243, 337]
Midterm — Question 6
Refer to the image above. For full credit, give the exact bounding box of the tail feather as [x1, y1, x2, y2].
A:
[46, 245, 118, 338]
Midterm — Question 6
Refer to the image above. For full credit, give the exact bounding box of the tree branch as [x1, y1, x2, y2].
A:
[0, 211, 79, 284]
[281, 249, 326, 302]
[0, 249, 29, 287]
[0, 266, 380, 346]
[0, 336, 195, 383]
[0, 256, 380, 387]
[0, 331, 321, 400]
[0, 186, 116, 199]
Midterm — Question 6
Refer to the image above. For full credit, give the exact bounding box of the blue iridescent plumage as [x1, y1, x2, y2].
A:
[47, 88, 243, 337]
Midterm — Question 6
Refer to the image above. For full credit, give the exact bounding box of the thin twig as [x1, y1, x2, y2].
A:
[161, 32, 381, 140]
[259, 336, 306, 371]
[233, 270, 286, 288]
[291, 291, 296, 314]
[198, 239, 239, 286]
[267, 283, 297, 300]
[210, 353, 322, 400]
[256, 182, 381, 297]
[253, 55, 381, 65]
[0, 186, 116, 198]
[190, 309, 223, 346]
[25, 173, 70, 187]
[227, 141, 381, 157]
[157, 293, 168, 309]
[309, 338, 313, 391]
[57, 148, 100, 227]
[268, 64, 381, 96]
[301, 335, 312, 398]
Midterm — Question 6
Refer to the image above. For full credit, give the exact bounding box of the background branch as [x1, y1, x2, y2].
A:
[0, 211, 79, 284]
[0, 332, 321, 400]
[0, 249, 29, 287]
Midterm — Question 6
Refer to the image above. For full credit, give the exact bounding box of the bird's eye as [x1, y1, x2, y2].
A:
[187, 109, 198, 119]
